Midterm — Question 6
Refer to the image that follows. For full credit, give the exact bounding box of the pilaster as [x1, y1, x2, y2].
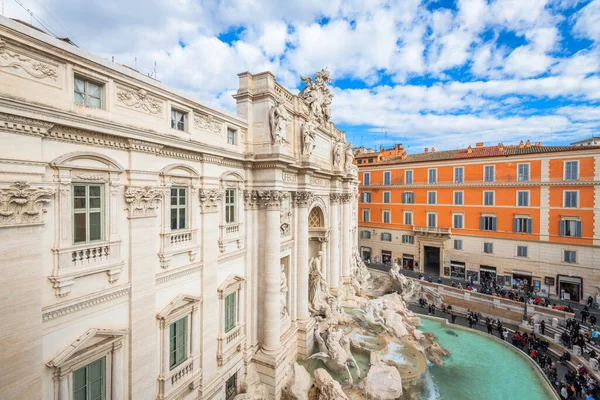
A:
[341, 192, 352, 287]
[329, 193, 341, 291]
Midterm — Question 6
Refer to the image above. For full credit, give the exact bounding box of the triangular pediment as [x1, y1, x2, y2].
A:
[157, 294, 201, 320]
[217, 274, 245, 294]
[47, 328, 128, 368]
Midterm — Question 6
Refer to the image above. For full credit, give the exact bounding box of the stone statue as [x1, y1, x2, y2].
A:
[344, 143, 354, 171]
[269, 96, 291, 145]
[300, 68, 333, 124]
[308, 325, 360, 384]
[309, 252, 339, 320]
[332, 139, 343, 167]
[389, 266, 444, 308]
[281, 264, 289, 317]
[350, 251, 371, 295]
[301, 117, 318, 156]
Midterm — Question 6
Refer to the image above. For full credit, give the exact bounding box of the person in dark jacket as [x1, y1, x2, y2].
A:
[541, 319, 546, 335]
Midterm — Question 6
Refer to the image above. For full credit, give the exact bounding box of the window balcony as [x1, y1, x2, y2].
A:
[159, 228, 199, 269]
[218, 222, 245, 253]
[217, 323, 245, 367]
[413, 226, 451, 236]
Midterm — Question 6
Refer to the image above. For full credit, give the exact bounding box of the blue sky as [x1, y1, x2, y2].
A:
[4, 0, 600, 151]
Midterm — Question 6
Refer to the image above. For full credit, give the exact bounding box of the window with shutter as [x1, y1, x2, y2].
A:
[169, 316, 188, 370]
[224, 292, 237, 333]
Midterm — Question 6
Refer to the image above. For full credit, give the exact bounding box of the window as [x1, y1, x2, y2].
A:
[362, 192, 371, 203]
[565, 161, 579, 181]
[513, 217, 532, 233]
[383, 210, 391, 224]
[360, 230, 371, 239]
[362, 209, 370, 222]
[363, 173, 370, 186]
[404, 211, 413, 225]
[563, 250, 577, 263]
[428, 169, 437, 184]
[169, 316, 188, 370]
[226, 374, 237, 400]
[402, 235, 414, 244]
[73, 184, 104, 244]
[405, 170, 413, 184]
[402, 192, 414, 204]
[453, 214, 463, 229]
[224, 292, 237, 333]
[383, 191, 391, 203]
[454, 167, 464, 183]
[74, 77, 102, 108]
[227, 128, 237, 145]
[517, 245, 528, 257]
[454, 239, 463, 250]
[560, 219, 582, 237]
[427, 213, 437, 227]
[384, 171, 391, 185]
[428, 191, 437, 205]
[381, 232, 392, 241]
[564, 191, 578, 208]
[368, 158, 374, 163]
[357, 159, 362, 164]
[483, 242, 493, 254]
[73, 357, 105, 400]
[517, 191, 529, 207]
[225, 188, 236, 224]
[454, 191, 463, 205]
[517, 164, 529, 182]
[171, 109, 186, 131]
[480, 216, 497, 231]
[483, 191, 494, 206]
[484, 165, 495, 182]
[170, 187, 187, 230]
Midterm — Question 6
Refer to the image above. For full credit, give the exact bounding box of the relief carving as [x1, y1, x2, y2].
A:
[116, 88, 163, 115]
[193, 113, 223, 134]
[0, 39, 58, 80]
[0, 181, 55, 227]
[293, 191, 314, 208]
[124, 186, 163, 218]
[269, 96, 291, 145]
[199, 189, 224, 213]
[243, 190, 260, 209]
[257, 190, 288, 209]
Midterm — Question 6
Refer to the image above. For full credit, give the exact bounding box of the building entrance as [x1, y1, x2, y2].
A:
[423, 246, 440, 275]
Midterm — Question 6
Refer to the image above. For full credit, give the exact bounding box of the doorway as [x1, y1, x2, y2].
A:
[361, 247, 372, 263]
[423, 246, 440, 275]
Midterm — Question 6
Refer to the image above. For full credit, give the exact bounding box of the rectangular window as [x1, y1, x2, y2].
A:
[563, 250, 577, 263]
[454, 167, 464, 183]
[480, 216, 497, 231]
[402, 235, 414, 244]
[427, 213, 437, 227]
[517, 191, 529, 207]
[171, 109, 186, 131]
[226, 374, 237, 400]
[404, 212, 412, 225]
[170, 187, 187, 230]
[73, 357, 105, 400]
[383, 192, 391, 203]
[73, 184, 104, 244]
[428, 169, 437, 184]
[484, 165, 495, 183]
[360, 230, 371, 239]
[227, 128, 237, 145]
[517, 164, 529, 182]
[453, 214, 463, 229]
[362, 209, 370, 222]
[383, 210, 391, 224]
[224, 292, 237, 333]
[517, 245, 528, 257]
[513, 217, 532, 233]
[363, 173, 370, 186]
[402, 192, 414, 204]
[169, 316, 188, 370]
[362, 192, 371, 203]
[454, 191, 463, 205]
[560, 219, 582, 237]
[454, 239, 462, 250]
[428, 191, 437, 205]
[483, 242, 493, 254]
[74, 77, 102, 109]
[405, 170, 413, 184]
[225, 188, 236, 224]
[357, 159, 362, 164]
[368, 158, 374, 163]
[384, 171, 391, 185]
[564, 191, 578, 208]
[381, 232, 392, 241]
[565, 161, 579, 181]
[483, 191, 494, 206]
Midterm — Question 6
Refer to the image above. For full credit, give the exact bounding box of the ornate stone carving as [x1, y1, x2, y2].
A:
[72, 173, 105, 181]
[269, 96, 291, 145]
[124, 186, 163, 218]
[257, 190, 288, 209]
[340, 193, 353, 203]
[299, 68, 333, 124]
[193, 112, 223, 134]
[198, 189, 224, 213]
[329, 193, 342, 204]
[243, 190, 259, 209]
[116, 88, 163, 115]
[332, 139, 344, 167]
[344, 143, 355, 172]
[0, 181, 54, 227]
[0, 39, 58, 80]
[280, 196, 291, 236]
[293, 191, 314, 208]
[301, 117, 318, 156]
[280, 264, 289, 318]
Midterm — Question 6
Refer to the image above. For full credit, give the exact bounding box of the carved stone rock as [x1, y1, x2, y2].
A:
[0, 181, 54, 227]
[281, 363, 312, 400]
[313, 368, 348, 400]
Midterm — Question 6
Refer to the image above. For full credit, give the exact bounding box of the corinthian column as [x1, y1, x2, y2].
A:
[342, 193, 352, 282]
[259, 190, 286, 354]
[294, 191, 313, 321]
[329, 193, 341, 291]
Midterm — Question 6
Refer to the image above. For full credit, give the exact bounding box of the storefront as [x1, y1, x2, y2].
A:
[557, 275, 583, 302]
[450, 261, 466, 280]
[480, 265, 497, 287]
[511, 270, 533, 291]
[360, 247, 372, 263]
[402, 254, 415, 270]
[381, 250, 393, 264]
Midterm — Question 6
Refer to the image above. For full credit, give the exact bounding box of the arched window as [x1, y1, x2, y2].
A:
[308, 207, 324, 228]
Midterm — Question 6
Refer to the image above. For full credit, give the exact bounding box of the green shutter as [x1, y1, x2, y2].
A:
[225, 292, 237, 333]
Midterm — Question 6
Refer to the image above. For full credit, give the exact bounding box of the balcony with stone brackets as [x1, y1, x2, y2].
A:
[216, 323, 246, 367]
[217, 222, 245, 253]
[412, 226, 452, 237]
[156, 355, 201, 400]
[49, 241, 124, 297]
[158, 229, 199, 269]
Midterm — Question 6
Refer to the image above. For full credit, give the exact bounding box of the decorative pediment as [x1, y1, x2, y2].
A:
[217, 275, 245, 299]
[47, 328, 127, 369]
[156, 294, 201, 322]
[51, 151, 125, 172]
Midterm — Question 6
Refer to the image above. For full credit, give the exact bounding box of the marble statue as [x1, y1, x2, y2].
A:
[281, 264, 289, 317]
[269, 96, 291, 145]
[299, 68, 333, 124]
[301, 117, 318, 156]
[344, 143, 354, 171]
[332, 139, 343, 167]
[308, 325, 360, 384]
[389, 264, 444, 308]
[350, 251, 371, 295]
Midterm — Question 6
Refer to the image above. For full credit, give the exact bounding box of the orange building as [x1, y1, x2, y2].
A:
[356, 141, 600, 302]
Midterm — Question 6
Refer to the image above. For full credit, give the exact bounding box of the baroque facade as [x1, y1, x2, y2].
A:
[0, 17, 359, 400]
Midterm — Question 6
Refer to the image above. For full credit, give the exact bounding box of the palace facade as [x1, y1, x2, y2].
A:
[0, 17, 358, 400]
[356, 142, 600, 302]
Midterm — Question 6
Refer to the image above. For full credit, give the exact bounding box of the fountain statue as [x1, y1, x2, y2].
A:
[308, 324, 361, 384]
[389, 261, 444, 307]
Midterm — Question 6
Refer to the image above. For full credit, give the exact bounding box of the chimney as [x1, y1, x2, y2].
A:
[401, 151, 407, 160]
[467, 145, 472, 154]
[525, 140, 531, 148]
[498, 142, 504, 151]
[519, 140, 524, 148]
[431, 147, 436, 153]
[537, 141, 543, 147]
[380, 145, 383, 152]
[476, 142, 484, 148]
[395, 143, 403, 150]
[424, 147, 429, 153]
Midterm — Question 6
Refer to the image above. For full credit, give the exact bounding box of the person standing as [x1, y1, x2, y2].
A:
[497, 320, 503, 338]
[450, 310, 457, 324]
[590, 314, 597, 327]
[487, 318, 493, 335]
[541, 319, 546, 335]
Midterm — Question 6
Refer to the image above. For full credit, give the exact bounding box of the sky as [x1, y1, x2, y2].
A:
[3, 0, 600, 151]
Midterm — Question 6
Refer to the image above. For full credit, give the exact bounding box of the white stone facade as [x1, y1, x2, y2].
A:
[0, 17, 358, 400]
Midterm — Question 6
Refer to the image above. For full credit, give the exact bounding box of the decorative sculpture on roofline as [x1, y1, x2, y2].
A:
[301, 116, 318, 156]
[269, 95, 291, 145]
[300, 67, 333, 125]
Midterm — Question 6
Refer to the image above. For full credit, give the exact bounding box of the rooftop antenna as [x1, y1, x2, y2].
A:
[135, 56, 137, 70]
[360, 133, 363, 147]
[154, 61, 157, 80]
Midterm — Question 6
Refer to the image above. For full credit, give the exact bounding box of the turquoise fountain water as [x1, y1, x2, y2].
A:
[417, 318, 556, 400]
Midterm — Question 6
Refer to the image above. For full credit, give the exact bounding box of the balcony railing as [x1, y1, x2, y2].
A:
[360, 175, 595, 187]
[217, 323, 245, 366]
[413, 226, 451, 235]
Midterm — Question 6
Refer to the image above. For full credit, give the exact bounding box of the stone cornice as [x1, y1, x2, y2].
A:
[199, 189, 224, 213]
[42, 284, 131, 321]
[156, 263, 202, 285]
[257, 190, 289, 209]
[293, 191, 314, 207]
[243, 190, 260, 209]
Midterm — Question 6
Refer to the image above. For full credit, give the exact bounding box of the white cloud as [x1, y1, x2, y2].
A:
[572, 0, 600, 41]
